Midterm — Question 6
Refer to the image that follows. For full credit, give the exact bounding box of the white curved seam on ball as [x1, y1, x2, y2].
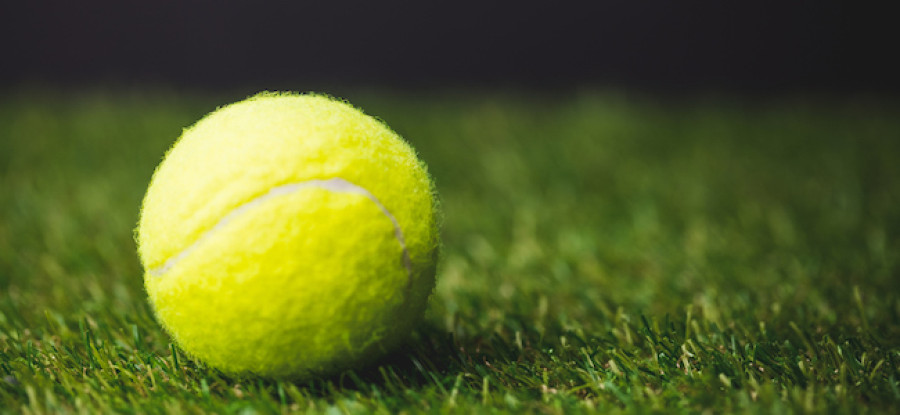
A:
[148, 178, 413, 281]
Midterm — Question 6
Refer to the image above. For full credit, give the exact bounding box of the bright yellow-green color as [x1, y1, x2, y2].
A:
[137, 92, 440, 378]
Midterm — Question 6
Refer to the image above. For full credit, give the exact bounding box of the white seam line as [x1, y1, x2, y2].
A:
[148, 178, 413, 283]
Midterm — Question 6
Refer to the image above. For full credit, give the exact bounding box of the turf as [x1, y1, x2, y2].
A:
[0, 89, 898, 414]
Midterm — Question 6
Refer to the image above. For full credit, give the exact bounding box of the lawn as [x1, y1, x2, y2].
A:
[1, 88, 898, 414]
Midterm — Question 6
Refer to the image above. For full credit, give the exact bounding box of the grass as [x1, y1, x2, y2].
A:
[0, 88, 898, 414]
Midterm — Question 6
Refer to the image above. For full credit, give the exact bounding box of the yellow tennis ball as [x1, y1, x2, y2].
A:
[136, 92, 440, 379]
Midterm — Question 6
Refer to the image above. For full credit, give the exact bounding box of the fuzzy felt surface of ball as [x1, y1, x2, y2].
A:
[137, 92, 440, 378]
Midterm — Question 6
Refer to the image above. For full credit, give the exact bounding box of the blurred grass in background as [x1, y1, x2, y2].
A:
[0, 89, 898, 413]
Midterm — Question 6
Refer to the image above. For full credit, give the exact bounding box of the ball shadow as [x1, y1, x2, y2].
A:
[300, 320, 463, 394]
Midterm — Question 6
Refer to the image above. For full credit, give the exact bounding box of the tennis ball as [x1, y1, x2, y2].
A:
[136, 92, 440, 379]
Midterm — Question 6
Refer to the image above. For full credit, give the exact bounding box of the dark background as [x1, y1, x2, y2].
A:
[2, 0, 896, 95]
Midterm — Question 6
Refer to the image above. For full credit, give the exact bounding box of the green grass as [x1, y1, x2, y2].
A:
[1, 88, 898, 414]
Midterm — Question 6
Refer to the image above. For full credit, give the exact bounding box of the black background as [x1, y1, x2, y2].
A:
[2, 0, 896, 94]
